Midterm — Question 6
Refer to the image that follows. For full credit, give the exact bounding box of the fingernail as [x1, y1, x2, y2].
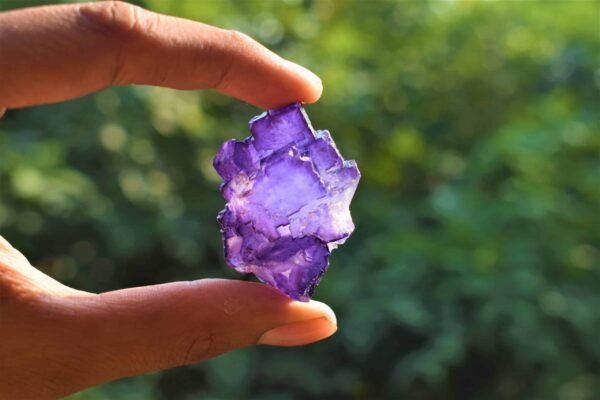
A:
[257, 317, 337, 347]
[289, 299, 337, 325]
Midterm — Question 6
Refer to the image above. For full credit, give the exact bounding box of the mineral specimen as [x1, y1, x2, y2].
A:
[214, 103, 360, 301]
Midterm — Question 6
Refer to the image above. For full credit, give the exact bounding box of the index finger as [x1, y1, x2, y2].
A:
[0, 1, 322, 109]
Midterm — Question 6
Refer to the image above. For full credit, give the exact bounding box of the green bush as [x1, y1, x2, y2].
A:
[1, 0, 599, 399]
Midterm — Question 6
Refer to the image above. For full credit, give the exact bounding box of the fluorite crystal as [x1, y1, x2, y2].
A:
[214, 103, 360, 301]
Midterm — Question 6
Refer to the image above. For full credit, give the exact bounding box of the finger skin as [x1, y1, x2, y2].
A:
[85, 280, 336, 374]
[1, 233, 337, 399]
[1, 279, 336, 399]
[0, 1, 322, 109]
[0, 3, 327, 398]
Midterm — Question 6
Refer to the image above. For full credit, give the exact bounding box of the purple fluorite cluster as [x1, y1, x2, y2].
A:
[214, 103, 360, 301]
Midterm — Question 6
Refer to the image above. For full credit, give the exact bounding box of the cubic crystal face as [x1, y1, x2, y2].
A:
[214, 103, 360, 301]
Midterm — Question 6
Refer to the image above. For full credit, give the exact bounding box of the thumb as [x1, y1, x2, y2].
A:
[58, 279, 336, 394]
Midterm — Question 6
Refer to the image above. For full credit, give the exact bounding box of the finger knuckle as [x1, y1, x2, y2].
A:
[226, 29, 255, 51]
[178, 282, 231, 364]
[182, 331, 222, 365]
[209, 30, 256, 90]
[78, 1, 150, 85]
[78, 1, 143, 38]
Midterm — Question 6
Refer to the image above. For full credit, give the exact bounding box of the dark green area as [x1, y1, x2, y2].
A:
[1, 0, 599, 399]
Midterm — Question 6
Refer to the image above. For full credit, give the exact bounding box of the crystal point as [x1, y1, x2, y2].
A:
[214, 103, 360, 301]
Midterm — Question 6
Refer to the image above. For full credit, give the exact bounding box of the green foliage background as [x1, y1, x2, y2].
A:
[1, 0, 599, 399]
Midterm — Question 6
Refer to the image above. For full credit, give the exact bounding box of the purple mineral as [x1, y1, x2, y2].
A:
[214, 103, 360, 301]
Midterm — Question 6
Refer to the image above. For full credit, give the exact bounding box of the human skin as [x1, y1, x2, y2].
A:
[0, 2, 336, 399]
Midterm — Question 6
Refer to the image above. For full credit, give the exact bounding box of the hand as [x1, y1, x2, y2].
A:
[0, 2, 335, 399]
